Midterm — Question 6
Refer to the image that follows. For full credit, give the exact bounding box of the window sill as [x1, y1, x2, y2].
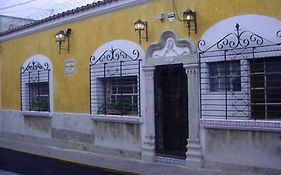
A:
[204, 91, 242, 95]
[90, 114, 142, 124]
[200, 119, 281, 132]
[21, 111, 53, 117]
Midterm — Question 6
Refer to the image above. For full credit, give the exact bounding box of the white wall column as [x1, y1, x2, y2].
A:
[184, 64, 203, 168]
[141, 67, 155, 161]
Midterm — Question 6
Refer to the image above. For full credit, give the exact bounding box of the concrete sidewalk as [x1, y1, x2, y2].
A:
[0, 137, 257, 175]
[0, 170, 20, 175]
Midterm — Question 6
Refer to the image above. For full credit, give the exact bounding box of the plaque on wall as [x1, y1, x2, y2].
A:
[64, 59, 76, 74]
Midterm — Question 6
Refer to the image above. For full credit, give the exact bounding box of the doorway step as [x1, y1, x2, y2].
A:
[154, 156, 185, 165]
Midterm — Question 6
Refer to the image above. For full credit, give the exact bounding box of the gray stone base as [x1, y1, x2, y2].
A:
[0, 110, 142, 160]
[186, 159, 203, 168]
[0, 132, 140, 159]
[186, 139, 203, 168]
[204, 161, 281, 175]
[141, 153, 154, 162]
[141, 136, 155, 162]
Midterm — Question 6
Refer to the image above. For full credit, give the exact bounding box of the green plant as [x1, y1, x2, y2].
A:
[31, 99, 49, 111]
[98, 101, 138, 115]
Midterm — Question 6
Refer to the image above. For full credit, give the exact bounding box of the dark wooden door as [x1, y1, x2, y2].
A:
[154, 64, 188, 159]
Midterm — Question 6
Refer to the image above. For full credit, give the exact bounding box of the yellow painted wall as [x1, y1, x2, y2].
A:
[0, 0, 280, 113]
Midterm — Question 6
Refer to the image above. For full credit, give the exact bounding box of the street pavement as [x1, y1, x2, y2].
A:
[0, 137, 260, 175]
[0, 147, 131, 175]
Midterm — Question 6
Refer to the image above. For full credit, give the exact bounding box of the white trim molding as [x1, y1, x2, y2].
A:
[200, 119, 281, 132]
[90, 114, 143, 124]
[146, 30, 197, 60]
[21, 111, 53, 117]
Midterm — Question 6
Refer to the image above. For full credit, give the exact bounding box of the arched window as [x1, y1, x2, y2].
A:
[199, 14, 281, 120]
[20, 55, 53, 117]
[89, 40, 144, 119]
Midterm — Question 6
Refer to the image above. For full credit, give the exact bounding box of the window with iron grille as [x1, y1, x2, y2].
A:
[209, 61, 241, 92]
[199, 23, 281, 121]
[29, 82, 49, 111]
[250, 57, 281, 119]
[21, 60, 50, 112]
[98, 76, 138, 115]
[90, 46, 142, 117]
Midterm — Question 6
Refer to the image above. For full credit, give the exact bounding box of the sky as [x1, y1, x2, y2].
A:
[0, 0, 100, 20]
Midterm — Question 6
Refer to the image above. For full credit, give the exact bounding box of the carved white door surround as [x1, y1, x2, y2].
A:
[141, 30, 203, 167]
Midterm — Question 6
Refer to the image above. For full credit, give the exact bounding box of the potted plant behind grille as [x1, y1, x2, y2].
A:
[98, 101, 138, 115]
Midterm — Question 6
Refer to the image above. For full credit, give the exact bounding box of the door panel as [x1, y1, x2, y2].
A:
[154, 64, 188, 159]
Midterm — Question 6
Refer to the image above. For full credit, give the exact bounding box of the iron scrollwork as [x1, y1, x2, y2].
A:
[198, 23, 277, 52]
[21, 60, 49, 73]
[277, 30, 281, 39]
[90, 47, 140, 65]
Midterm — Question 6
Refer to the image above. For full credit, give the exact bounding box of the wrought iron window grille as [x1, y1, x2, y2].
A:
[20, 60, 50, 112]
[90, 47, 142, 117]
[198, 23, 281, 53]
[199, 23, 281, 120]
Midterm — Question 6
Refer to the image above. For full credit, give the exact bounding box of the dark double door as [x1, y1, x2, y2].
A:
[154, 64, 188, 159]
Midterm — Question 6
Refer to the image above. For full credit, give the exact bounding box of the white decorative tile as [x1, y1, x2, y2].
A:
[155, 156, 185, 165]
[200, 119, 281, 131]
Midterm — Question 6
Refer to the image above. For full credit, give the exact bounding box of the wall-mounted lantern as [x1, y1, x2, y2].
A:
[134, 19, 148, 45]
[55, 28, 71, 53]
[182, 9, 197, 36]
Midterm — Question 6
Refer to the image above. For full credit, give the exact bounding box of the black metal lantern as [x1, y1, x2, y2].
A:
[55, 28, 71, 53]
[134, 19, 148, 45]
[55, 30, 65, 43]
[183, 9, 197, 36]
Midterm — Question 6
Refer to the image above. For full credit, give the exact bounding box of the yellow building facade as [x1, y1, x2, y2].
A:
[0, 0, 281, 174]
[1, 0, 281, 112]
